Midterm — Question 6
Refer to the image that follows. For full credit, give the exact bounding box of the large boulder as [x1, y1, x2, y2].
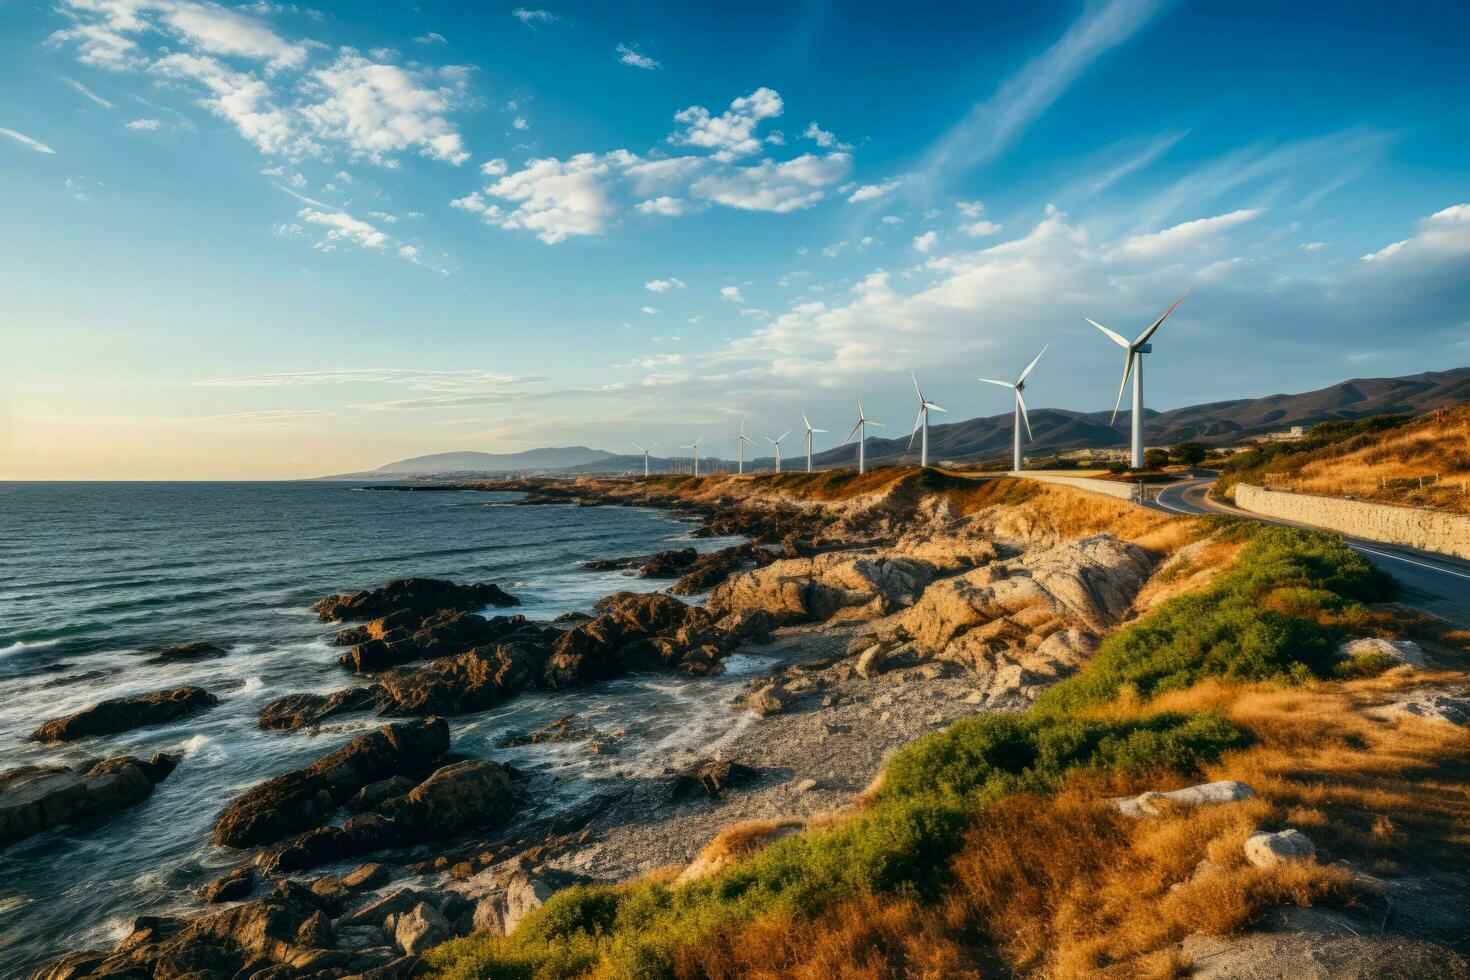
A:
[0, 753, 178, 847]
[708, 553, 938, 626]
[1244, 829, 1316, 868]
[1108, 780, 1256, 818]
[669, 544, 778, 595]
[315, 578, 519, 623]
[258, 687, 379, 731]
[213, 719, 448, 848]
[375, 643, 544, 715]
[338, 613, 547, 674]
[137, 641, 230, 666]
[670, 760, 759, 800]
[541, 592, 712, 688]
[395, 901, 450, 955]
[29, 687, 219, 743]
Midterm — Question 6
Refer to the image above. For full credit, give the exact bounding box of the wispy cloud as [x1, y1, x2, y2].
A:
[918, 0, 1167, 185]
[512, 8, 557, 27]
[1, 127, 56, 154]
[616, 43, 660, 70]
[193, 368, 545, 390]
[62, 75, 115, 109]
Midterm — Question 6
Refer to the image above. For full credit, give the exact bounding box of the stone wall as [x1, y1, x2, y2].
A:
[1012, 472, 1142, 502]
[1235, 484, 1470, 560]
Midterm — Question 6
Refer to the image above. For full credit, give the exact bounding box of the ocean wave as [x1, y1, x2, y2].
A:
[177, 735, 228, 765]
[231, 676, 265, 697]
[0, 638, 62, 656]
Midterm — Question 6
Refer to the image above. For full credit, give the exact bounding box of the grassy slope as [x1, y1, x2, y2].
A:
[424, 517, 1470, 979]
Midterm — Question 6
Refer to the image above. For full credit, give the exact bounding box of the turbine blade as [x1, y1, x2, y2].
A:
[1016, 389, 1034, 441]
[812, 427, 827, 433]
[778, 429, 790, 442]
[911, 371, 924, 402]
[867, 419, 885, 427]
[1016, 343, 1049, 385]
[1134, 287, 1191, 346]
[845, 419, 863, 443]
[802, 411, 812, 432]
[766, 437, 777, 445]
[1110, 352, 1134, 425]
[927, 402, 947, 413]
[978, 378, 1014, 388]
[1086, 317, 1131, 349]
[908, 408, 923, 449]
[632, 442, 645, 453]
[649, 442, 657, 450]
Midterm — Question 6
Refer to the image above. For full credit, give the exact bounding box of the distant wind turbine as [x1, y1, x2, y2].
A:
[632, 441, 657, 478]
[680, 433, 705, 476]
[844, 398, 884, 474]
[979, 344, 1048, 472]
[1086, 288, 1191, 470]
[908, 372, 948, 467]
[736, 418, 756, 475]
[802, 412, 826, 473]
[765, 429, 791, 472]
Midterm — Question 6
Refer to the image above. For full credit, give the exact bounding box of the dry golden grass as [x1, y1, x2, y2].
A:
[1133, 537, 1245, 612]
[1268, 405, 1470, 513]
[674, 819, 806, 884]
[986, 482, 1193, 553]
[664, 673, 1470, 980]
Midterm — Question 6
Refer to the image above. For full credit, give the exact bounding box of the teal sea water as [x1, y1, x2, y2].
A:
[0, 482, 761, 974]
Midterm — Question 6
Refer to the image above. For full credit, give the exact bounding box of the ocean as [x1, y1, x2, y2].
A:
[0, 482, 764, 974]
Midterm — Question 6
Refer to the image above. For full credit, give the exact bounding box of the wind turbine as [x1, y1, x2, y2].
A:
[802, 412, 826, 473]
[631, 441, 658, 477]
[844, 398, 884, 474]
[1086, 289, 1191, 470]
[979, 345, 1048, 472]
[766, 429, 792, 472]
[680, 433, 705, 476]
[736, 418, 757, 475]
[908, 372, 948, 468]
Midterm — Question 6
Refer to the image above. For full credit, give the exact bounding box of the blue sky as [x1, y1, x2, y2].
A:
[3, 0, 1468, 478]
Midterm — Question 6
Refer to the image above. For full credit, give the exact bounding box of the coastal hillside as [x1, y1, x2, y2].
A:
[321, 447, 617, 480]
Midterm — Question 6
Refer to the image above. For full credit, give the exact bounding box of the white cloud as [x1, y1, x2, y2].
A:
[690, 152, 850, 212]
[881, 214, 901, 225]
[62, 76, 115, 108]
[414, 32, 447, 45]
[299, 53, 470, 166]
[847, 176, 903, 203]
[1302, 241, 1328, 252]
[616, 43, 660, 70]
[512, 116, 529, 131]
[367, 210, 397, 222]
[912, 230, 938, 252]
[802, 121, 851, 151]
[124, 116, 160, 130]
[669, 87, 782, 160]
[454, 150, 631, 243]
[642, 305, 659, 314]
[961, 220, 1001, 237]
[720, 285, 744, 302]
[152, 52, 301, 156]
[645, 278, 686, 293]
[1107, 208, 1263, 260]
[298, 206, 388, 248]
[1360, 204, 1470, 264]
[512, 8, 556, 26]
[1, 128, 57, 154]
[633, 195, 690, 217]
[481, 158, 508, 177]
[160, 2, 308, 68]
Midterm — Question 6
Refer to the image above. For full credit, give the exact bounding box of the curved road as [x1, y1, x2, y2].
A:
[1152, 473, 1470, 626]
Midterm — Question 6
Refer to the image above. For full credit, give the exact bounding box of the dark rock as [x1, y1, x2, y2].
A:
[670, 543, 776, 595]
[343, 862, 390, 890]
[213, 719, 449, 849]
[670, 760, 759, 800]
[29, 686, 219, 743]
[380, 759, 521, 838]
[0, 753, 177, 847]
[374, 642, 545, 715]
[713, 609, 777, 645]
[501, 715, 598, 748]
[137, 640, 231, 666]
[542, 592, 705, 688]
[339, 612, 542, 674]
[315, 578, 519, 623]
[202, 866, 255, 904]
[258, 686, 379, 731]
[333, 608, 420, 647]
[552, 610, 592, 623]
[346, 775, 417, 813]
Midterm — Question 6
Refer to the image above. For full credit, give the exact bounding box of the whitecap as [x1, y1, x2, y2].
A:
[0, 638, 61, 656]
[177, 735, 228, 765]
[231, 676, 264, 697]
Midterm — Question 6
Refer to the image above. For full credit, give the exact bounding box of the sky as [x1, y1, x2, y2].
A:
[3, 0, 1469, 479]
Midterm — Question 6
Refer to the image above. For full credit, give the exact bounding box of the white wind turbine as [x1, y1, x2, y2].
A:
[802, 412, 826, 473]
[680, 433, 705, 476]
[844, 398, 884, 474]
[631, 441, 657, 478]
[908, 372, 948, 468]
[979, 345, 1048, 472]
[765, 429, 792, 472]
[1086, 289, 1191, 470]
[736, 418, 757, 475]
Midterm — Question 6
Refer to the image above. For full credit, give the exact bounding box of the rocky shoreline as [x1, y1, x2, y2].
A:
[17, 470, 1452, 978]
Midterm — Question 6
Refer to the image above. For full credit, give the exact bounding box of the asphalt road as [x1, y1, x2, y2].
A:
[1152, 473, 1470, 627]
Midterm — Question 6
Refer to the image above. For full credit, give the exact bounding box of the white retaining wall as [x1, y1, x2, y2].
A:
[1235, 484, 1470, 560]
[1011, 472, 1141, 502]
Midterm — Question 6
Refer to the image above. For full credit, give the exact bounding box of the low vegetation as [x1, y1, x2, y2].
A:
[426, 517, 1445, 979]
[1210, 413, 1415, 502]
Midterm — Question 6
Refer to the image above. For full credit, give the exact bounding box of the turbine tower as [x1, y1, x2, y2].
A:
[736, 418, 756, 475]
[979, 345, 1048, 472]
[802, 412, 826, 473]
[632, 441, 657, 478]
[843, 398, 884, 475]
[766, 430, 791, 472]
[908, 372, 948, 468]
[680, 433, 705, 476]
[1086, 289, 1191, 470]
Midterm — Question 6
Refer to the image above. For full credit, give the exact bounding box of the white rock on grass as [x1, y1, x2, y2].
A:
[1368, 690, 1470, 726]
[1337, 637, 1428, 668]
[1108, 780, 1255, 818]
[1244, 829, 1315, 868]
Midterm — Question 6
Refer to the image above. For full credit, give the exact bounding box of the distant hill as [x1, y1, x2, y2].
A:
[323, 368, 1470, 478]
[319, 446, 617, 479]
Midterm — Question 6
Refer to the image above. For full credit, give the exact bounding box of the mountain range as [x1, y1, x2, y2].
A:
[325, 368, 1470, 478]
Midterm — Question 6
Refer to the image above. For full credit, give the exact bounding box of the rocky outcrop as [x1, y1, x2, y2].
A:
[213, 719, 449, 848]
[0, 753, 178, 847]
[315, 578, 519, 623]
[708, 553, 939, 626]
[1337, 636, 1429, 669]
[374, 642, 543, 715]
[202, 866, 255, 904]
[583, 547, 698, 577]
[542, 591, 722, 687]
[669, 543, 779, 595]
[29, 686, 219, 743]
[1108, 780, 1255, 818]
[1244, 829, 1316, 868]
[258, 687, 379, 731]
[1367, 688, 1470, 725]
[338, 612, 553, 675]
[136, 641, 230, 666]
[670, 760, 759, 800]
